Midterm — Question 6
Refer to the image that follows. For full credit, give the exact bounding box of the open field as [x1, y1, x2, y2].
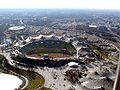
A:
[29, 53, 72, 59]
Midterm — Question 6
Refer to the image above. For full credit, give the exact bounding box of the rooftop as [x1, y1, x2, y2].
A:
[8, 26, 26, 31]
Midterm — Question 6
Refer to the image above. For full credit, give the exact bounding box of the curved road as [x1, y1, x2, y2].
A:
[106, 25, 120, 90]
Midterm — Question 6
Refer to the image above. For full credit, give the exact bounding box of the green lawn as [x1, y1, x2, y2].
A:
[37, 52, 71, 58]
[0, 55, 7, 73]
[94, 50, 109, 59]
[13, 69, 45, 90]
[90, 45, 110, 59]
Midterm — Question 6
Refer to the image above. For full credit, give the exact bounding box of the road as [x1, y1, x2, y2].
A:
[106, 25, 120, 90]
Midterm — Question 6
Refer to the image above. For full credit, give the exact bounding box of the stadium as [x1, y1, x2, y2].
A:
[11, 33, 83, 67]
[19, 39, 76, 59]
[8, 26, 26, 31]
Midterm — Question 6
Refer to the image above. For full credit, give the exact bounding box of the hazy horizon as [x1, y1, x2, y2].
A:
[0, 0, 120, 10]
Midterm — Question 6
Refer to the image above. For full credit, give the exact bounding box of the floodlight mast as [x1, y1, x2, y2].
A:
[113, 51, 120, 90]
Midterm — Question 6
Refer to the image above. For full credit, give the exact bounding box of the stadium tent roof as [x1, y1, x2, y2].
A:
[8, 26, 25, 31]
[89, 25, 97, 28]
[72, 40, 79, 46]
[0, 44, 7, 47]
[32, 35, 43, 40]
[14, 42, 19, 47]
[65, 37, 71, 42]
[24, 37, 32, 43]
[86, 72, 104, 79]
[97, 71, 115, 81]
[81, 77, 114, 90]
[68, 62, 79, 67]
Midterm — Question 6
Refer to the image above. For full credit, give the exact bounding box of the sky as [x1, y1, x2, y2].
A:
[0, 0, 120, 9]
